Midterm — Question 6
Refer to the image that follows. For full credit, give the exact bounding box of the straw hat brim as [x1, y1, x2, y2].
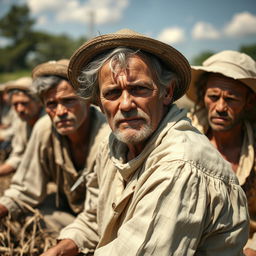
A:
[68, 31, 191, 101]
[32, 60, 69, 79]
[187, 66, 256, 102]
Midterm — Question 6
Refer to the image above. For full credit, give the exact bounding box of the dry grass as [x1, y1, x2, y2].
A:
[0, 199, 57, 256]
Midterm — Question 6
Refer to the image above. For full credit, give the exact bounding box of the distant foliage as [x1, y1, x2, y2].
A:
[240, 43, 256, 61]
[0, 4, 87, 73]
[190, 51, 215, 66]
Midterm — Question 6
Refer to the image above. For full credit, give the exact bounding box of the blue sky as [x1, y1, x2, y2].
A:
[1, 0, 256, 62]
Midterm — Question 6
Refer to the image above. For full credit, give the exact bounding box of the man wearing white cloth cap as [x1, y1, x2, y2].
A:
[187, 50, 256, 256]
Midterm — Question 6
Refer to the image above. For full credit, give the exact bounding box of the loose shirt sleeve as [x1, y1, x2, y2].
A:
[94, 160, 249, 256]
[0, 120, 51, 218]
[5, 120, 29, 169]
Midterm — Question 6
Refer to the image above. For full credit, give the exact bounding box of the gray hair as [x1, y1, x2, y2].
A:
[33, 75, 67, 102]
[77, 47, 179, 103]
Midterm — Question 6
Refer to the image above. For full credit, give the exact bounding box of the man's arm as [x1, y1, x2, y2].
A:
[40, 239, 78, 256]
[244, 248, 256, 256]
[0, 118, 51, 218]
[0, 163, 15, 176]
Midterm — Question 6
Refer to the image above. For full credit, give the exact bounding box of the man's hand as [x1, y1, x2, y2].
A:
[40, 239, 79, 256]
[244, 248, 256, 256]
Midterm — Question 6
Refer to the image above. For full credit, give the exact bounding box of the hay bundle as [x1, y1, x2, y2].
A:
[0, 199, 56, 256]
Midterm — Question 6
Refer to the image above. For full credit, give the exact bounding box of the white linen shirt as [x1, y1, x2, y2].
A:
[59, 104, 249, 256]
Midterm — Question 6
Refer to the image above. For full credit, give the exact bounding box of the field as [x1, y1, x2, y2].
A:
[0, 176, 57, 255]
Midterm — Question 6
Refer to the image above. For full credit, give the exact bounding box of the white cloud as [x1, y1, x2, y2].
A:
[26, 0, 129, 25]
[224, 12, 256, 37]
[26, 0, 63, 13]
[157, 27, 185, 45]
[192, 22, 220, 40]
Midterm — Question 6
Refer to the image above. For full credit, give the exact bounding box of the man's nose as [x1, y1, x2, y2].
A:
[16, 103, 25, 113]
[215, 98, 228, 112]
[56, 103, 67, 116]
[119, 91, 134, 111]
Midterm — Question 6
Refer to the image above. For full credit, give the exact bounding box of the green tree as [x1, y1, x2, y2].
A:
[0, 4, 36, 72]
[191, 51, 215, 65]
[240, 43, 256, 60]
[0, 4, 34, 45]
[0, 4, 88, 73]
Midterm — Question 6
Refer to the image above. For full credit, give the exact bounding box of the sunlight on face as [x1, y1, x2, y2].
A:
[44, 80, 88, 135]
[98, 55, 168, 145]
[204, 74, 250, 132]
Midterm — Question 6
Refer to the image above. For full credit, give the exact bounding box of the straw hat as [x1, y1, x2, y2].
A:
[32, 59, 69, 79]
[187, 50, 256, 102]
[5, 77, 33, 92]
[68, 28, 191, 101]
[0, 82, 8, 91]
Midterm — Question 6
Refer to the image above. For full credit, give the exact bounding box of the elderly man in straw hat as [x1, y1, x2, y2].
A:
[0, 59, 110, 236]
[187, 50, 256, 256]
[42, 30, 249, 256]
[0, 77, 44, 177]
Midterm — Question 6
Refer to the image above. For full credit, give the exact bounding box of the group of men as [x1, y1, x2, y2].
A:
[0, 28, 255, 256]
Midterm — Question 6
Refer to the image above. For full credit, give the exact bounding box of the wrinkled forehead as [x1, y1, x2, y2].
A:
[44, 80, 76, 100]
[100, 54, 154, 82]
[206, 73, 249, 94]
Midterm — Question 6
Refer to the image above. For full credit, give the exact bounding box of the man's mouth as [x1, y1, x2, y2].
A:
[211, 116, 229, 123]
[56, 119, 72, 126]
[117, 117, 144, 126]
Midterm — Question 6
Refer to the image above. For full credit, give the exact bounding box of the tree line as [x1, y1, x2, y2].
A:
[0, 4, 87, 72]
[0, 4, 255, 72]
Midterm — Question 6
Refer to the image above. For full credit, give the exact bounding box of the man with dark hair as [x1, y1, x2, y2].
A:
[43, 30, 249, 256]
[187, 50, 256, 256]
[0, 60, 110, 235]
[0, 77, 43, 176]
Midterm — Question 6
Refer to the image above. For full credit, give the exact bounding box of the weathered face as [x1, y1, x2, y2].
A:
[11, 92, 41, 122]
[204, 74, 250, 132]
[43, 80, 89, 135]
[98, 55, 173, 145]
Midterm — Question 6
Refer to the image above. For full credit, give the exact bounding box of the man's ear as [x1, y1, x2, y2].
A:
[162, 81, 174, 106]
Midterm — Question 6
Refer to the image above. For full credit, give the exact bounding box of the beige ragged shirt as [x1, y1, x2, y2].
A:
[59, 104, 249, 256]
[188, 107, 256, 250]
[0, 106, 110, 217]
[5, 110, 45, 169]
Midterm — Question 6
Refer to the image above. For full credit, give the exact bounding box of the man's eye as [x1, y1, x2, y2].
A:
[130, 86, 150, 95]
[225, 97, 237, 102]
[62, 98, 77, 105]
[46, 102, 57, 109]
[208, 95, 219, 101]
[103, 89, 121, 100]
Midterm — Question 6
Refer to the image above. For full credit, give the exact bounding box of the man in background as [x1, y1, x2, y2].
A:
[0, 77, 43, 176]
[0, 60, 110, 235]
[187, 50, 256, 256]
